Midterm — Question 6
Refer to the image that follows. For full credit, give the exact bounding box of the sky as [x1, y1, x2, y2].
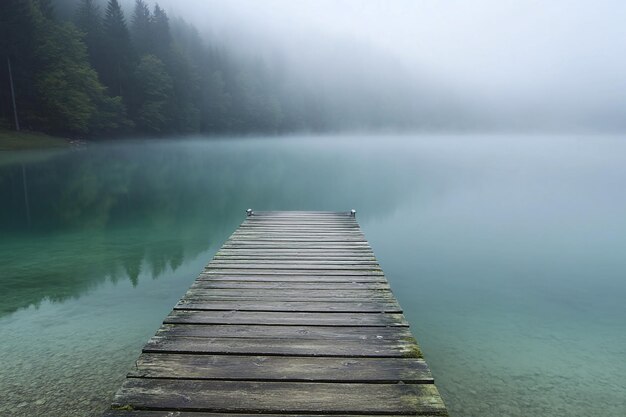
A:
[157, 0, 626, 131]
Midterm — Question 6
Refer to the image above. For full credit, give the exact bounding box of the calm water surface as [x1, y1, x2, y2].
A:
[1, 135, 625, 416]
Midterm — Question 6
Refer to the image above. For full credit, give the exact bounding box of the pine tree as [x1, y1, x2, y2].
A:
[133, 54, 173, 134]
[31, 3, 127, 134]
[0, 0, 39, 129]
[36, 0, 55, 20]
[101, 0, 133, 97]
[131, 0, 152, 55]
[152, 4, 171, 61]
[74, 0, 103, 73]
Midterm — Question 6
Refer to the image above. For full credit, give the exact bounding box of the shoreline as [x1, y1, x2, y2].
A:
[0, 129, 72, 151]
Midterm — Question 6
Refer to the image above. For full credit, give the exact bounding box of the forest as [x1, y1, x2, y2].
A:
[0, 0, 331, 138]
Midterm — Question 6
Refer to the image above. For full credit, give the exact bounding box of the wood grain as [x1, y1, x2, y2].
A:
[129, 353, 433, 383]
[111, 379, 447, 415]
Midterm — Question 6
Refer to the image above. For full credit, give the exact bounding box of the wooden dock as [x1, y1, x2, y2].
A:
[104, 211, 448, 416]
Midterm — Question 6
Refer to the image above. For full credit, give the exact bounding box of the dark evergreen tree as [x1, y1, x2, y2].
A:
[31, 1, 127, 134]
[151, 4, 171, 60]
[133, 54, 172, 134]
[131, 0, 152, 55]
[74, 0, 103, 73]
[36, 0, 55, 20]
[101, 0, 133, 97]
[0, 0, 39, 129]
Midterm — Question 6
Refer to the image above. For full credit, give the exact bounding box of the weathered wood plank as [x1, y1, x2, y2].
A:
[197, 274, 388, 282]
[207, 258, 380, 269]
[243, 221, 357, 224]
[128, 353, 433, 383]
[207, 264, 381, 271]
[252, 211, 351, 214]
[183, 287, 395, 302]
[143, 336, 421, 357]
[238, 222, 359, 227]
[232, 230, 366, 234]
[238, 226, 361, 231]
[225, 236, 368, 240]
[243, 215, 355, 219]
[174, 300, 402, 313]
[183, 288, 394, 299]
[202, 269, 385, 276]
[178, 297, 396, 305]
[165, 310, 409, 326]
[103, 412, 445, 417]
[220, 245, 373, 250]
[230, 232, 366, 237]
[155, 324, 413, 340]
[191, 281, 390, 290]
[214, 255, 378, 261]
[216, 251, 376, 257]
[224, 236, 369, 240]
[184, 288, 395, 297]
[111, 379, 446, 415]
[235, 231, 362, 235]
[246, 220, 356, 223]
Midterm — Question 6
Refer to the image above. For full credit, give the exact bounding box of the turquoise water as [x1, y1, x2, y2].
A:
[0, 135, 625, 416]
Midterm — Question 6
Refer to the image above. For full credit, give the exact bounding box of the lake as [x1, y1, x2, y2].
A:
[1, 134, 625, 416]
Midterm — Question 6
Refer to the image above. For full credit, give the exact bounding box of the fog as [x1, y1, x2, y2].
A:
[144, 0, 625, 132]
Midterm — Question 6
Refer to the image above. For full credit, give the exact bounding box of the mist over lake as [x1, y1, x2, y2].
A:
[1, 135, 625, 416]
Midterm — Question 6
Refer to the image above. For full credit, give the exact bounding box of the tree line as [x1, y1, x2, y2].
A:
[0, 0, 326, 137]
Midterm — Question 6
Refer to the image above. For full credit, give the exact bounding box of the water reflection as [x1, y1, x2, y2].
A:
[0, 137, 425, 317]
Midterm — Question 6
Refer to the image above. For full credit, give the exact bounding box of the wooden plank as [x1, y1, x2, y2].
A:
[231, 231, 366, 235]
[227, 239, 369, 244]
[232, 228, 363, 232]
[207, 263, 381, 270]
[111, 379, 446, 415]
[236, 228, 361, 231]
[155, 324, 413, 340]
[183, 288, 394, 299]
[229, 237, 366, 240]
[190, 281, 390, 290]
[243, 218, 356, 222]
[217, 248, 374, 252]
[179, 296, 396, 304]
[202, 268, 384, 279]
[143, 336, 421, 357]
[213, 255, 377, 260]
[240, 222, 359, 227]
[250, 216, 352, 219]
[236, 231, 361, 235]
[252, 211, 351, 215]
[174, 300, 402, 313]
[228, 238, 369, 242]
[207, 258, 380, 268]
[179, 297, 396, 304]
[197, 275, 388, 283]
[128, 353, 433, 383]
[104, 412, 446, 417]
[214, 254, 377, 260]
[239, 221, 359, 225]
[183, 289, 396, 299]
[216, 250, 376, 257]
[164, 310, 409, 326]
[222, 244, 371, 248]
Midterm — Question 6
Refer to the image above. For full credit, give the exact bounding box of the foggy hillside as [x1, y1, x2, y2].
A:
[2, 0, 625, 137]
